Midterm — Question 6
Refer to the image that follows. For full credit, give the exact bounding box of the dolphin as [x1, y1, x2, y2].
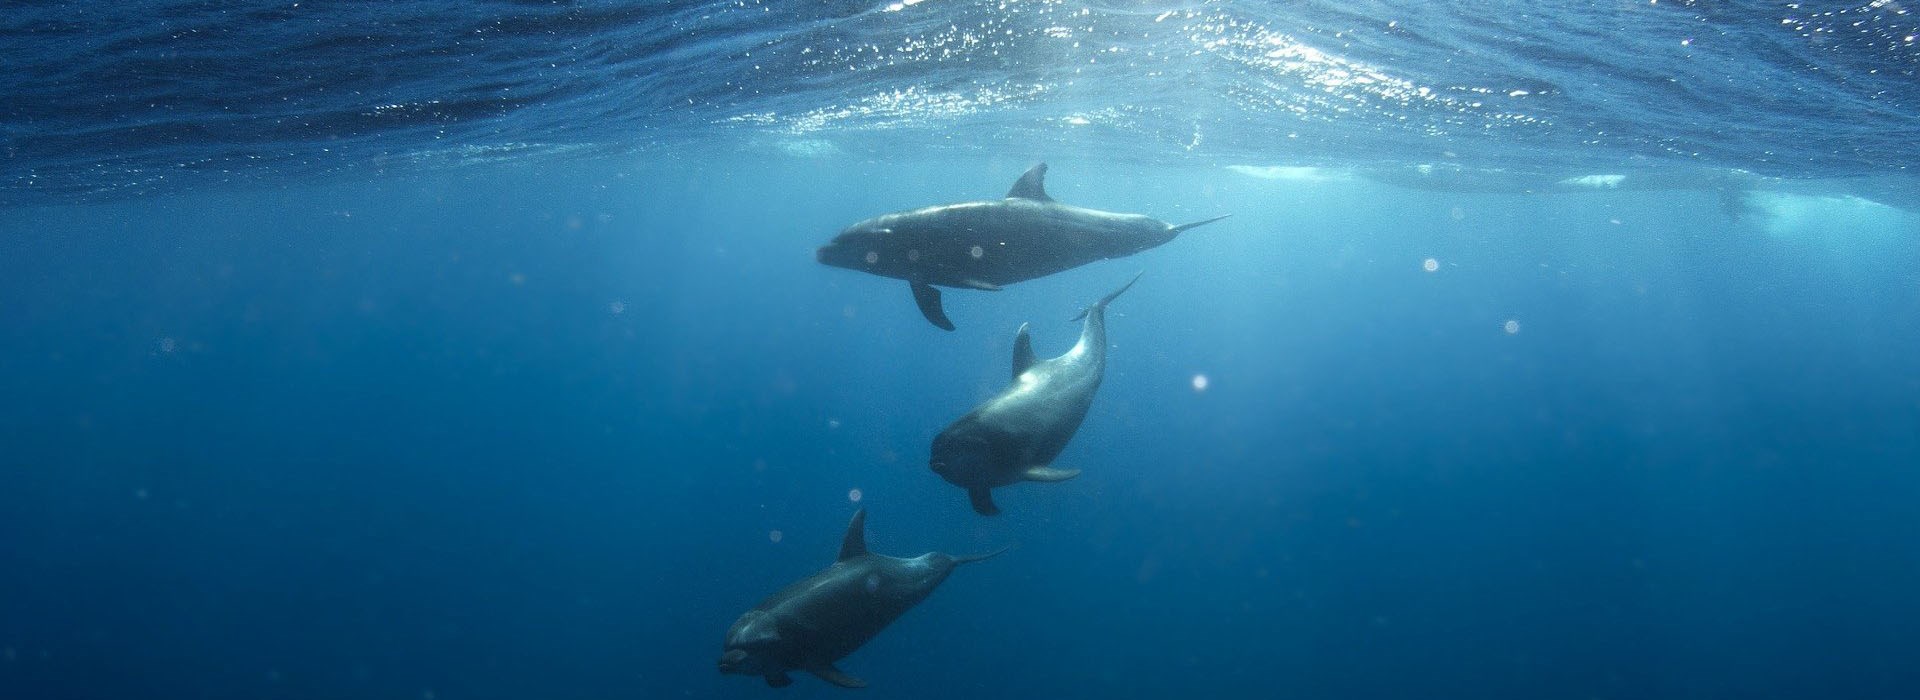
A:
[718, 509, 1006, 689]
[816, 163, 1224, 330]
[930, 273, 1139, 515]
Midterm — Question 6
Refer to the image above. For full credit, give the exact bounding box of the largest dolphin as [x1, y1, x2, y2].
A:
[816, 163, 1224, 330]
[717, 509, 1005, 689]
[930, 274, 1139, 515]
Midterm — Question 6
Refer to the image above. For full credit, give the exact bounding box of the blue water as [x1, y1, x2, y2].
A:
[4, 2, 1920, 699]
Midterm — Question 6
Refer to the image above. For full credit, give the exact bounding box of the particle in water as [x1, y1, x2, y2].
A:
[608, 300, 625, 315]
[769, 530, 784, 543]
[1422, 258, 1439, 272]
[508, 272, 526, 286]
[969, 245, 984, 259]
[828, 419, 841, 430]
[907, 248, 920, 262]
[158, 337, 177, 353]
[848, 488, 863, 503]
[1504, 319, 1521, 334]
[864, 251, 878, 265]
[1191, 374, 1209, 392]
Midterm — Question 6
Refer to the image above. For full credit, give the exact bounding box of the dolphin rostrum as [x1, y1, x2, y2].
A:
[817, 163, 1224, 330]
[930, 273, 1140, 515]
[718, 509, 1007, 689]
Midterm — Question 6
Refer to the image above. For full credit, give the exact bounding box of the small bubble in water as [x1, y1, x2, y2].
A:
[158, 337, 177, 353]
[970, 245, 984, 259]
[508, 272, 526, 286]
[769, 530, 783, 543]
[1191, 374, 1209, 392]
[1422, 258, 1439, 272]
[864, 574, 880, 593]
[608, 300, 625, 315]
[1450, 207, 1465, 221]
[847, 488, 863, 503]
[1504, 319, 1521, 334]
[828, 419, 841, 430]
[907, 249, 920, 262]
[864, 251, 878, 265]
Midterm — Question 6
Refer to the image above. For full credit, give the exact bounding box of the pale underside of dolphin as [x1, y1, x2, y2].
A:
[816, 163, 1226, 330]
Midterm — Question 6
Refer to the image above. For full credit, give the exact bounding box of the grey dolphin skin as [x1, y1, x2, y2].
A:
[930, 273, 1140, 515]
[718, 509, 1006, 689]
[816, 163, 1225, 330]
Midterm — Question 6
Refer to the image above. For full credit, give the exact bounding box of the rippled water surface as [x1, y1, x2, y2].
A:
[4, 1, 1918, 201]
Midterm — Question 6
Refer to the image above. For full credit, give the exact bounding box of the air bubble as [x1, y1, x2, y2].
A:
[1504, 320, 1521, 334]
[969, 245, 984, 259]
[848, 488, 863, 503]
[1422, 258, 1439, 272]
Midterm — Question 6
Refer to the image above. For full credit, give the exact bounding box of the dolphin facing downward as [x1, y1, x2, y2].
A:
[718, 509, 1006, 689]
[930, 273, 1140, 515]
[817, 163, 1224, 330]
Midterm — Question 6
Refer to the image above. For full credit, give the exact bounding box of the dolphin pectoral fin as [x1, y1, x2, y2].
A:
[910, 281, 956, 331]
[1011, 323, 1036, 379]
[810, 665, 867, 688]
[765, 672, 793, 688]
[1170, 213, 1232, 234]
[968, 488, 1000, 516]
[1021, 466, 1081, 482]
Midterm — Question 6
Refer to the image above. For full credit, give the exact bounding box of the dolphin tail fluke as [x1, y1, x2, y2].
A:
[910, 280, 956, 331]
[953, 544, 1013, 565]
[1170, 213, 1232, 234]
[1071, 271, 1143, 322]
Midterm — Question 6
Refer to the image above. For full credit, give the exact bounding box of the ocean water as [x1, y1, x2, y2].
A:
[3, 2, 1919, 699]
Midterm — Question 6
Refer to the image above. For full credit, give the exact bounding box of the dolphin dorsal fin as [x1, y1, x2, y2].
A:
[1006, 163, 1052, 201]
[1011, 322, 1036, 380]
[837, 509, 868, 561]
